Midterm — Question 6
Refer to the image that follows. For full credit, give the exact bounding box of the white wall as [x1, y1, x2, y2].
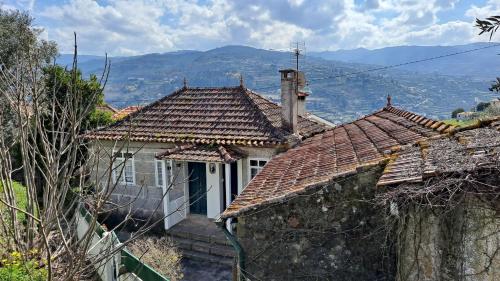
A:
[206, 162, 222, 218]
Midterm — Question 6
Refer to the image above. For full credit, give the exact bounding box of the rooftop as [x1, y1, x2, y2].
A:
[222, 105, 455, 218]
[377, 118, 500, 186]
[112, 106, 144, 120]
[156, 144, 245, 163]
[87, 86, 327, 146]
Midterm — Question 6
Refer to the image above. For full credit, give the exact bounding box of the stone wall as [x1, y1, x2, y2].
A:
[235, 165, 396, 281]
[90, 141, 174, 222]
[398, 197, 500, 281]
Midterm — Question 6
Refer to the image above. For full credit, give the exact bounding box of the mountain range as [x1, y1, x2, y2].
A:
[59, 43, 500, 123]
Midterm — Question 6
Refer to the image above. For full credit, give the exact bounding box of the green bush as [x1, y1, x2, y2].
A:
[0, 251, 47, 281]
[451, 108, 465, 118]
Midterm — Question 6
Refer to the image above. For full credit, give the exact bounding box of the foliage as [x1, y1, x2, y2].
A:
[0, 7, 177, 281]
[88, 109, 114, 128]
[0, 8, 57, 141]
[441, 118, 477, 127]
[0, 251, 47, 281]
[476, 16, 500, 92]
[0, 9, 56, 69]
[128, 236, 184, 281]
[476, 101, 490, 112]
[476, 16, 500, 40]
[482, 103, 500, 118]
[42, 65, 105, 131]
[451, 108, 465, 118]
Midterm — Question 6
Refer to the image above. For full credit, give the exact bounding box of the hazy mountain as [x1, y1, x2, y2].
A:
[310, 42, 500, 79]
[61, 44, 498, 123]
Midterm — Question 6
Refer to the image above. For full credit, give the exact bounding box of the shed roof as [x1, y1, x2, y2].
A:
[377, 119, 500, 186]
[221, 106, 453, 218]
[86, 86, 327, 146]
[156, 144, 245, 163]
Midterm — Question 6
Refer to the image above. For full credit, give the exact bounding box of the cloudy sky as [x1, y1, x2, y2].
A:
[3, 0, 500, 56]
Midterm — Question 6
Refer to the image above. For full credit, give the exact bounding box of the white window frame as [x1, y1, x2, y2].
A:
[248, 158, 268, 182]
[112, 150, 136, 185]
[155, 159, 166, 188]
[166, 160, 173, 187]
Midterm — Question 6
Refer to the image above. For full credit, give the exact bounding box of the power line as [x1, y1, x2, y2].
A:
[254, 42, 500, 90]
[104, 42, 500, 105]
[308, 42, 500, 82]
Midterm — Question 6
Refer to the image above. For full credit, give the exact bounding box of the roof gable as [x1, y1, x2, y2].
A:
[86, 86, 327, 146]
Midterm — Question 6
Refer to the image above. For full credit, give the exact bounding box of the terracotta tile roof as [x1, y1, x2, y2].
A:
[112, 106, 144, 120]
[96, 104, 118, 114]
[221, 106, 446, 218]
[86, 86, 327, 146]
[156, 144, 245, 163]
[376, 145, 423, 186]
[377, 122, 500, 187]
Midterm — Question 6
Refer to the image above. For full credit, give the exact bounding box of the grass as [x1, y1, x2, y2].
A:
[0, 183, 47, 281]
[0, 181, 29, 222]
[441, 118, 477, 127]
[0, 251, 47, 281]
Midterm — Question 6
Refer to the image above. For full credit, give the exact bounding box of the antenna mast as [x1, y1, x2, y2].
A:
[290, 41, 305, 72]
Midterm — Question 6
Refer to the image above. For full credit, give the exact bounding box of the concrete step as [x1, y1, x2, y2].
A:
[181, 249, 234, 267]
[167, 229, 231, 246]
[171, 236, 235, 258]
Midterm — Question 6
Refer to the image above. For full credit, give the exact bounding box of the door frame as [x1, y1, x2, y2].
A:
[187, 162, 208, 215]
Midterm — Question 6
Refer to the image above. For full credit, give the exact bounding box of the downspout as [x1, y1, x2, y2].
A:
[215, 217, 246, 281]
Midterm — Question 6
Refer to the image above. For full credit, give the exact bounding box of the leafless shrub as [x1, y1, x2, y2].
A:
[0, 33, 198, 280]
[128, 236, 184, 281]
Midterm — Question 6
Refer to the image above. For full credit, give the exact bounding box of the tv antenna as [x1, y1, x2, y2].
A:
[290, 41, 306, 71]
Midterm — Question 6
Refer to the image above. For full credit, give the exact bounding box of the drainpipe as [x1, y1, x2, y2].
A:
[215, 217, 246, 281]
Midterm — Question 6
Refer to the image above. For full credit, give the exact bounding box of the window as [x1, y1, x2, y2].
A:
[155, 160, 165, 187]
[249, 159, 268, 180]
[113, 151, 135, 185]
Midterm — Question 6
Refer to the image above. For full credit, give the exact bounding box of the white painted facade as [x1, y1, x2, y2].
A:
[457, 111, 477, 121]
[93, 141, 280, 230]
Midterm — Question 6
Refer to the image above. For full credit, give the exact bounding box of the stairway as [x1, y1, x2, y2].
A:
[167, 215, 235, 266]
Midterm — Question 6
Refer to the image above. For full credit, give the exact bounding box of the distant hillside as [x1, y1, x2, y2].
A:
[309, 42, 500, 79]
[62, 45, 498, 123]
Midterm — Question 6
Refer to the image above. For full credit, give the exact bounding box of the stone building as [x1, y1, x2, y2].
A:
[85, 71, 329, 230]
[220, 104, 500, 280]
[377, 120, 500, 281]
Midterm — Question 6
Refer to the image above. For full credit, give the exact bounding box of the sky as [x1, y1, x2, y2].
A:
[2, 0, 500, 56]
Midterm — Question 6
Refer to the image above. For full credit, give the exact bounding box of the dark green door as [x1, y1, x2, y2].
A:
[188, 162, 207, 215]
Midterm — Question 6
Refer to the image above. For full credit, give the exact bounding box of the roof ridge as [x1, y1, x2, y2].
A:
[88, 87, 186, 135]
[383, 105, 453, 132]
[86, 86, 326, 146]
[241, 88, 288, 140]
[183, 86, 243, 91]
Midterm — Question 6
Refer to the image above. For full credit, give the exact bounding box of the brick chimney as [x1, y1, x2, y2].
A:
[280, 69, 298, 133]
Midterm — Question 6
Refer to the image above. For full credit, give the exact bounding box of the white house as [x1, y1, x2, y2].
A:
[86, 70, 330, 230]
[456, 111, 477, 121]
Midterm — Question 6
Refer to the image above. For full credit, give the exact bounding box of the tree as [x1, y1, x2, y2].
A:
[0, 8, 184, 281]
[41, 65, 114, 131]
[0, 9, 56, 141]
[476, 16, 500, 92]
[451, 108, 465, 118]
[0, 9, 56, 69]
[476, 101, 490, 112]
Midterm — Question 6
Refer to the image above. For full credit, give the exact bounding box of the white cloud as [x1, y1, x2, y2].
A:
[3, 0, 498, 55]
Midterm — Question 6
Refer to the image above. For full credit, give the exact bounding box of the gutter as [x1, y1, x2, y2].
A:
[215, 217, 246, 281]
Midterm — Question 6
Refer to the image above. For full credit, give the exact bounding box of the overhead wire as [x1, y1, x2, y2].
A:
[104, 42, 500, 105]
